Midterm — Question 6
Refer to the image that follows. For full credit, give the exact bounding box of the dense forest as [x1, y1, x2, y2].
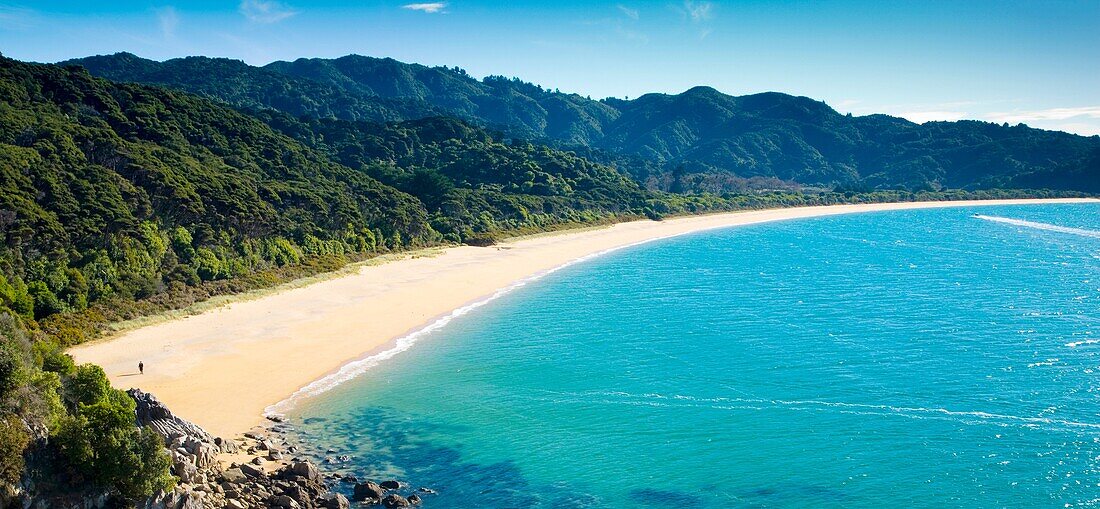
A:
[65, 53, 1100, 193]
[0, 50, 1093, 505]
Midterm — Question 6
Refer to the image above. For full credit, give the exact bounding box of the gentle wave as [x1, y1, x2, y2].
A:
[1066, 338, 1100, 348]
[974, 215, 1100, 239]
[264, 227, 732, 418]
[543, 390, 1100, 432]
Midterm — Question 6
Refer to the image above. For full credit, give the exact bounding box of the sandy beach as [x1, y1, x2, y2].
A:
[69, 199, 1096, 438]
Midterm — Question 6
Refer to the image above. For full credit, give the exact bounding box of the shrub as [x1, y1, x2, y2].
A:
[33, 340, 75, 375]
[0, 416, 29, 486]
[67, 364, 110, 408]
[55, 388, 175, 500]
[27, 281, 64, 319]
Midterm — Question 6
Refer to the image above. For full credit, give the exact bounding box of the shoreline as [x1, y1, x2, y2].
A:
[68, 198, 1097, 438]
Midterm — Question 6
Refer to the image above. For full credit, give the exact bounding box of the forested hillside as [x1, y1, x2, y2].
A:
[253, 113, 650, 242]
[599, 88, 1100, 191]
[0, 56, 437, 322]
[65, 53, 1100, 193]
[1, 56, 670, 329]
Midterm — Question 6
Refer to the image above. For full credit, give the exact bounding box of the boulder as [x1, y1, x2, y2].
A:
[407, 494, 422, 506]
[192, 442, 219, 467]
[215, 436, 239, 454]
[381, 494, 410, 508]
[239, 463, 264, 478]
[172, 458, 198, 484]
[285, 461, 321, 482]
[220, 468, 248, 484]
[322, 493, 351, 509]
[148, 488, 204, 509]
[352, 481, 384, 502]
[380, 480, 401, 490]
[270, 494, 300, 508]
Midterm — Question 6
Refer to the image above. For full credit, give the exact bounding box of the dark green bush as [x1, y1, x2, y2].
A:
[54, 375, 175, 500]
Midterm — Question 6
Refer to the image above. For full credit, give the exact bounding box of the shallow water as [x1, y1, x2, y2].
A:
[288, 203, 1100, 507]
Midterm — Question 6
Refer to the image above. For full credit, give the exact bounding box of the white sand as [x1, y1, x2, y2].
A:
[69, 199, 1096, 437]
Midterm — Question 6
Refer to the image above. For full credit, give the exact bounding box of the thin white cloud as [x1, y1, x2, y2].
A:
[617, 4, 639, 20]
[672, 1, 714, 39]
[834, 99, 861, 111]
[1049, 122, 1100, 137]
[0, 4, 36, 30]
[157, 6, 179, 39]
[403, 2, 448, 14]
[239, 0, 298, 23]
[882, 105, 1100, 137]
[683, 0, 713, 22]
[577, 9, 647, 44]
[985, 106, 1100, 124]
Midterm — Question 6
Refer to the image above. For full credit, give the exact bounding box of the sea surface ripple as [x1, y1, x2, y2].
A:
[288, 203, 1100, 508]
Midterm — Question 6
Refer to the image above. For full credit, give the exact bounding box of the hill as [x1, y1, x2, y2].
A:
[0, 55, 436, 320]
[65, 53, 1100, 193]
[1, 55, 680, 328]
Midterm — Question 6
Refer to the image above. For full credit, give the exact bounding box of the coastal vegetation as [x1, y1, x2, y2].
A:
[0, 50, 1094, 505]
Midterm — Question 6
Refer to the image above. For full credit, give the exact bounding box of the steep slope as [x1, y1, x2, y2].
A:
[0, 56, 432, 319]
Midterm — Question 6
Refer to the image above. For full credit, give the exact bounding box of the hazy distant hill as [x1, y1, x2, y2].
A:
[64, 52, 1100, 192]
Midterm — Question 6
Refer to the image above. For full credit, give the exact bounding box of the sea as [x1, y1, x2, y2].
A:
[283, 203, 1100, 507]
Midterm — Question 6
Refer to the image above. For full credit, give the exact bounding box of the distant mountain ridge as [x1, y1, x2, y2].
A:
[62, 52, 1100, 192]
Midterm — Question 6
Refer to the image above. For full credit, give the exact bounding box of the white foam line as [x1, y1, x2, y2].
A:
[974, 215, 1100, 239]
[569, 390, 1100, 431]
[264, 224, 739, 418]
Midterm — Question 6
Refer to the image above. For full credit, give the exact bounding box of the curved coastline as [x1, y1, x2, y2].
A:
[264, 227, 695, 417]
[68, 198, 1097, 438]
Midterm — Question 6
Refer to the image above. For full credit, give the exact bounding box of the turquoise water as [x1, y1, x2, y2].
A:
[289, 203, 1100, 507]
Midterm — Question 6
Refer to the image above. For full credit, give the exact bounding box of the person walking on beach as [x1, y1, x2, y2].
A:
[139, 361, 144, 375]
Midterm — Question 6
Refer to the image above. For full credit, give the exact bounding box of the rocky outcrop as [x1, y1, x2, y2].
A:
[127, 390, 433, 508]
[129, 389, 215, 445]
[128, 390, 337, 509]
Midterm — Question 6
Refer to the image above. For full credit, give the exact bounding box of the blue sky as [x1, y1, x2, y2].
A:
[1, 0, 1098, 135]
